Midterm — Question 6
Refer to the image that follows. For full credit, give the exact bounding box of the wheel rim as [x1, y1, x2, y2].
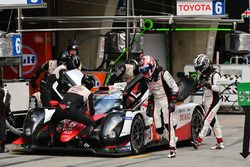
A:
[131, 118, 144, 151]
[191, 110, 203, 141]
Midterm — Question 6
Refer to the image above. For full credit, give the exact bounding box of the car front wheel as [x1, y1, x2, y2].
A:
[191, 108, 203, 141]
[130, 115, 145, 154]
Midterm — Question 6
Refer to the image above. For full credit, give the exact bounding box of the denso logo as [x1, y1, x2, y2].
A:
[178, 3, 212, 12]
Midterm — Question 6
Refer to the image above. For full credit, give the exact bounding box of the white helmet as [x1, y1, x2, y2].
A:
[138, 55, 156, 78]
[193, 54, 210, 74]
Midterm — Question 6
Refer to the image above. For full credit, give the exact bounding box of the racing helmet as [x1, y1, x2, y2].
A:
[81, 74, 96, 90]
[193, 54, 211, 74]
[57, 51, 68, 65]
[65, 55, 81, 70]
[138, 55, 156, 78]
[67, 43, 79, 55]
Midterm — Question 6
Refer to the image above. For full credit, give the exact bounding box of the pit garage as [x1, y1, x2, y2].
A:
[0, 0, 250, 166]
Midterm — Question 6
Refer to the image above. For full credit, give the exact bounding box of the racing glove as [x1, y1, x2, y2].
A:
[197, 80, 211, 89]
[204, 82, 211, 89]
[31, 79, 38, 90]
[169, 94, 177, 113]
[31, 72, 41, 90]
[201, 81, 211, 89]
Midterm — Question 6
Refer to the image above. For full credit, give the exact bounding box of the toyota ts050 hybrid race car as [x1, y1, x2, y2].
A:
[13, 69, 204, 155]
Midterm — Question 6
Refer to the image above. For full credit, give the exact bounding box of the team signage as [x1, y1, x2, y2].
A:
[0, 0, 43, 5]
[237, 82, 250, 107]
[11, 45, 38, 76]
[177, 0, 225, 16]
[11, 33, 22, 56]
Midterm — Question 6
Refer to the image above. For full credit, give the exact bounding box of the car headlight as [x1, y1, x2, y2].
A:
[102, 114, 124, 140]
[30, 114, 37, 122]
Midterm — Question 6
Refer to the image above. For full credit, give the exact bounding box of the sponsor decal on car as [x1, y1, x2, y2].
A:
[124, 116, 133, 120]
[116, 146, 132, 153]
[180, 113, 191, 121]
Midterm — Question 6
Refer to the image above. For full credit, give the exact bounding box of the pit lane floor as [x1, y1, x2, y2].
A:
[0, 114, 249, 167]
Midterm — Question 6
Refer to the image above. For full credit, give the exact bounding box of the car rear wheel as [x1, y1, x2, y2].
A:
[191, 108, 203, 141]
[130, 115, 145, 154]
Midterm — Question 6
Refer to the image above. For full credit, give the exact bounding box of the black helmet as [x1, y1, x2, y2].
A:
[65, 55, 81, 70]
[67, 43, 79, 54]
[57, 51, 68, 64]
[81, 74, 96, 90]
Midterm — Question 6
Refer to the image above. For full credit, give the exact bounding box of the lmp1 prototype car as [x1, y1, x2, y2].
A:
[13, 71, 204, 155]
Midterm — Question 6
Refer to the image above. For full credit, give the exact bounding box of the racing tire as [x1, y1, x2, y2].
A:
[130, 115, 145, 154]
[190, 108, 203, 142]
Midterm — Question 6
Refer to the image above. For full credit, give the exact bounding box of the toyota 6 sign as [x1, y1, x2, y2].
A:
[177, 0, 225, 16]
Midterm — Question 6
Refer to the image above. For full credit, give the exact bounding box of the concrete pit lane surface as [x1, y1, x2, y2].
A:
[0, 114, 249, 167]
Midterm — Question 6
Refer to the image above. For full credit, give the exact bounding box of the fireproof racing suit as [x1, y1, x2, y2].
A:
[147, 68, 179, 149]
[195, 69, 223, 144]
[48, 85, 95, 138]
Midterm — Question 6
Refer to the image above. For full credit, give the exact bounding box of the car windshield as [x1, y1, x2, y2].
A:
[93, 91, 122, 114]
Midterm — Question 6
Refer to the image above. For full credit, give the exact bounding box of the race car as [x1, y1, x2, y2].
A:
[13, 70, 204, 155]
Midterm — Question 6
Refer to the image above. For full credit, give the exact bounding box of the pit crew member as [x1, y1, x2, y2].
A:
[48, 74, 96, 146]
[31, 43, 80, 90]
[0, 86, 11, 153]
[138, 55, 179, 158]
[40, 55, 81, 107]
[30, 43, 81, 108]
[191, 54, 225, 150]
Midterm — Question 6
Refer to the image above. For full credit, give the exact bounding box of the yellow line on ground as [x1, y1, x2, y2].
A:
[128, 153, 151, 158]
